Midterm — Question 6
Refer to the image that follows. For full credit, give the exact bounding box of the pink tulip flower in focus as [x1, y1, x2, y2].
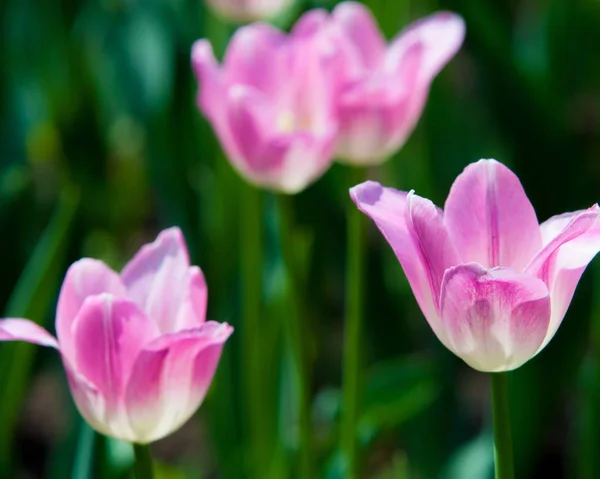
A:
[351, 159, 600, 371]
[205, 0, 293, 23]
[192, 22, 340, 194]
[296, 2, 465, 165]
[0, 228, 232, 443]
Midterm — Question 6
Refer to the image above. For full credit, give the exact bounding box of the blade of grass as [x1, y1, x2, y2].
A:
[0, 186, 79, 476]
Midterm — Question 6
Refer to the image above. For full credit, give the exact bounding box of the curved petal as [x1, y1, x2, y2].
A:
[191, 40, 224, 120]
[0, 319, 58, 348]
[56, 259, 127, 362]
[444, 159, 542, 269]
[173, 266, 208, 330]
[121, 227, 193, 334]
[440, 264, 551, 372]
[350, 181, 458, 342]
[331, 2, 386, 69]
[291, 9, 329, 38]
[63, 358, 119, 438]
[390, 11, 465, 83]
[124, 322, 233, 443]
[225, 85, 283, 182]
[335, 42, 423, 164]
[223, 23, 287, 95]
[525, 205, 600, 346]
[72, 294, 158, 411]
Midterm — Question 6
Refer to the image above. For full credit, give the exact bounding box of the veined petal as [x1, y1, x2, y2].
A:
[526, 205, 600, 347]
[124, 322, 233, 443]
[56, 259, 127, 362]
[0, 319, 58, 348]
[444, 159, 542, 269]
[440, 264, 551, 372]
[331, 2, 386, 69]
[121, 227, 192, 334]
[350, 181, 458, 342]
[72, 294, 157, 410]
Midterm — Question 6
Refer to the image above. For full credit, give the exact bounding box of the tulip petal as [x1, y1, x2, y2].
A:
[223, 24, 287, 96]
[0, 319, 58, 348]
[335, 42, 423, 164]
[72, 294, 157, 409]
[121, 227, 194, 334]
[124, 322, 233, 443]
[444, 159, 542, 270]
[440, 264, 551, 372]
[526, 205, 600, 346]
[332, 2, 386, 69]
[63, 358, 119, 438]
[390, 11, 465, 83]
[174, 266, 208, 330]
[350, 181, 458, 342]
[56, 258, 127, 361]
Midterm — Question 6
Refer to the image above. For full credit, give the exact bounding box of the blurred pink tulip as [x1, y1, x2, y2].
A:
[205, 0, 293, 23]
[0, 228, 232, 443]
[297, 2, 465, 165]
[192, 22, 340, 194]
[351, 160, 600, 371]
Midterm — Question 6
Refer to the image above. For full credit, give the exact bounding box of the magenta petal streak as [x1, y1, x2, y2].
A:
[352, 159, 600, 371]
[0, 227, 233, 443]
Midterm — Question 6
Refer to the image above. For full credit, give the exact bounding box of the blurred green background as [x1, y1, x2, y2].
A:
[1, 0, 600, 477]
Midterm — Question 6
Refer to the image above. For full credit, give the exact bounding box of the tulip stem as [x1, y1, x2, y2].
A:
[341, 166, 367, 478]
[132, 444, 154, 479]
[490, 372, 514, 479]
[276, 194, 311, 479]
[241, 184, 267, 473]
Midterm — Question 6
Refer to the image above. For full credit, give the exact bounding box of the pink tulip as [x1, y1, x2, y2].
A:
[205, 0, 292, 23]
[351, 160, 600, 371]
[192, 22, 340, 194]
[0, 228, 232, 443]
[296, 2, 465, 165]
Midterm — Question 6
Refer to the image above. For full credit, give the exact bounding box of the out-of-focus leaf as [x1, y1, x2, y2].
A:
[441, 429, 494, 479]
[0, 186, 79, 476]
[358, 356, 442, 443]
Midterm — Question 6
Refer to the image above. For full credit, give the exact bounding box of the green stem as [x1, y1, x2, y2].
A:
[490, 372, 514, 479]
[241, 184, 267, 473]
[276, 194, 311, 479]
[132, 444, 154, 479]
[341, 167, 367, 479]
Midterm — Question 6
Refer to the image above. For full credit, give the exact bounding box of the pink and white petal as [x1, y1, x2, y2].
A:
[56, 259, 127, 362]
[121, 227, 192, 334]
[444, 159, 542, 269]
[331, 2, 386, 69]
[273, 131, 336, 194]
[440, 264, 551, 372]
[173, 266, 208, 330]
[72, 294, 157, 409]
[350, 182, 457, 342]
[408, 192, 460, 304]
[223, 23, 287, 95]
[0, 319, 58, 348]
[225, 85, 284, 181]
[526, 205, 600, 347]
[539, 209, 590, 245]
[391, 11, 465, 83]
[124, 322, 233, 443]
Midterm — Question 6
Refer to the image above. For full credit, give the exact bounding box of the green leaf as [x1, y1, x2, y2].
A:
[0, 186, 79, 476]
